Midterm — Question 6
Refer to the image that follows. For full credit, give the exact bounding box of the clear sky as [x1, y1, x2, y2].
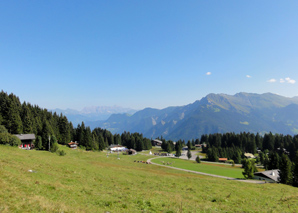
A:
[1, 1, 298, 110]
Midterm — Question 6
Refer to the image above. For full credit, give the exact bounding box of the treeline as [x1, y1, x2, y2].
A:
[0, 91, 73, 147]
[0, 91, 151, 151]
[200, 132, 298, 162]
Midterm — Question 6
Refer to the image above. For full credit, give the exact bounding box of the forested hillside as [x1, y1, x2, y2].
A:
[0, 91, 151, 151]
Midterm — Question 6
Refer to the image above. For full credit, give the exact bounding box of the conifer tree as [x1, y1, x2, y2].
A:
[21, 103, 33, 134]
[292, 151, 298, 187]
[98, 134, 105, 151]
[175, 141, 182, 158]
[34, 136, 43, 150]
[187, 149, 192, 160]
[278, 154, 292, 185]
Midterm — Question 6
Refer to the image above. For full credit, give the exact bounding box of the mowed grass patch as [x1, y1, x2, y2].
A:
[151, 157, 244, 178]
[1, 145, 298, 212]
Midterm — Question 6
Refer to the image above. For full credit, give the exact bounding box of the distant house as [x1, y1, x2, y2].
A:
[126, 149, 137, 155]
[254, 170, 280, 183]
[109, 144, 126, 152]
[68, 141, 79, 149]
[244, 153, 256, 159]
[15, 134, 36, 150]
[195, 144, 202, 148]
[152, 139, 163, 146]
[218, 158, 228, 162]
[182, 146, 188, 151]
[201, 143, 207, 148]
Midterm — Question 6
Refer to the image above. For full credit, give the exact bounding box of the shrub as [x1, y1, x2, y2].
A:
[9, 135, 21, 146]
[0, 125, 8, 133]
[196, 156, 201, 163]
[0, 133, 21, 146]
[50, 142, 59, 152]
[56, 150, 66, 156]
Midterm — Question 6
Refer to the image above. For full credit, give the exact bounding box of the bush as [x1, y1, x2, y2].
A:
[56, 150, 66, 156]
[196, 156, 201, 163]
[0, 133, 21, 146]
[50, 142, 59, 152]
[10, 135, 21, 146]
[0, 125, 8, 133]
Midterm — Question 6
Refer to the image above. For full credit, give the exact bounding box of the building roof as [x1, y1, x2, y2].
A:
[244, 153, 256, 158]
[152, 139, 162, 143]
[68, 141, 78, 145]
[254, 170, 280, 182]
[109, 144, 125, 148]
[15, 134, 36, 140]
[218, 158, 228, 161]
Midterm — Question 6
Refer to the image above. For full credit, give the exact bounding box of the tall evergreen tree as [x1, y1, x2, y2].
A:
[187, 149, 192, 160]
[21, 103, 33, 134]
[278, 154, 292, 185]
[292, 151, 298, 187]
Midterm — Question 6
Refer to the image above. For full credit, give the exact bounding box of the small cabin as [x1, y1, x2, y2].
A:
[68, 141, 79, 149]
[126, 149, 137, 155]
[151, 139, 163, 146]
[109, 145, 126, 152]
[15, 134, 36, 150]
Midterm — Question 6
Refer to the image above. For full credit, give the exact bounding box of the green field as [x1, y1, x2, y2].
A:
[151, 157, 244, 179]
[1, 145, 298, 212]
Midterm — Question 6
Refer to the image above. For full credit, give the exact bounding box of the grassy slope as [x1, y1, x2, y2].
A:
[0, 145, 298, 212]
[151, 158, 244, 179]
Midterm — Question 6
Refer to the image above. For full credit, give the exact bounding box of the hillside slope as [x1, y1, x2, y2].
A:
[1, 145, 298, 212]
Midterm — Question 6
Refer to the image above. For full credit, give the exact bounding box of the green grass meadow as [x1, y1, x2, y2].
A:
[151, 157, 244, 179]
[1, 145, 298, 212]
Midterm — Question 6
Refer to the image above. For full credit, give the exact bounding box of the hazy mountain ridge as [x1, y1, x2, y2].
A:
[93, 93, 298, 140]
[51, 106, 137, 126]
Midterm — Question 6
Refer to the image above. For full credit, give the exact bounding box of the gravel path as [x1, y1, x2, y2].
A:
[147, 156, 265, 184]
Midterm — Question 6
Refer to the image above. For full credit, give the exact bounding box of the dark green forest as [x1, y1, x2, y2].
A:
[0, 91, 151, 151]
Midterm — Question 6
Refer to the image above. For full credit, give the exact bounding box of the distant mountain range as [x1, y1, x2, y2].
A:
[87, 93, 298, 141]
[51, 106, 137, 126]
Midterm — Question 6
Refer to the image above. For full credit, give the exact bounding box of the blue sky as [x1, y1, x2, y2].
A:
[1, 1, 298, 110]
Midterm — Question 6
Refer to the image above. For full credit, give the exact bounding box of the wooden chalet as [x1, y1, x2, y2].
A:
[68, 141, 79, 149]
[151, 139, 163, 146]
[126, 149, 137, 155]
[254, 170, 280, 183]
[15, 134, 36, 150]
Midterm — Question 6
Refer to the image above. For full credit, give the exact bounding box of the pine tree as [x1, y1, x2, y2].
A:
[292, 151, 298, 187]
[175, 141, 182, 158]
[135, 136, 144, 151]
[166, 142, 172, 153]
[187, 149, 192, 160]
[268, 152, 280, 170]
[41, 120, 53, 150]
[278, 154, 292, 185]
[21, 103, 33, 134]
[97, 134, 105, 151]
[34, 136, 43, 150]
[84, 127, 93, 150]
